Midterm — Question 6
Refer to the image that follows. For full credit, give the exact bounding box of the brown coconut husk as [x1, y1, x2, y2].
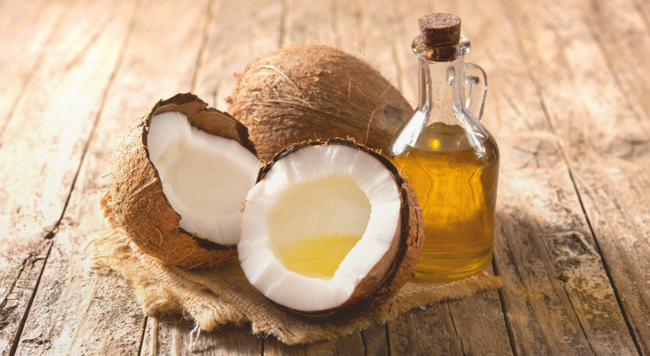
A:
[226, 45, 414, 162]
[102, 93, 256, 268]
[249, 139, 424, 319]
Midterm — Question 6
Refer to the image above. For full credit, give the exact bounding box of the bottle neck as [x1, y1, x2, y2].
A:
[390, 57, 469, 156]
[390, 35, 489, 157]
[417, 56, 466, 126]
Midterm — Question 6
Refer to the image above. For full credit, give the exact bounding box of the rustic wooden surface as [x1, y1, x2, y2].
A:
[1, 0, 648, 354]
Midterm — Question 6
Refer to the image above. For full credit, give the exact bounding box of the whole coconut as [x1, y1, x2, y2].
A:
[226, 44, 414, 162]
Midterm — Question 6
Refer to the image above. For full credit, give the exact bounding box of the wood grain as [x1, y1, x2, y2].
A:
[446, 269, 514, 356]
[0, 241, 51, 356]
[388, 0, 432, 105]
[0, 0, 139, 353]
[387, 302, 461, 355]
[280, 0, 337, 48]
[193, 0, 282, 111]
[507, 0, 650, 353]
[569, 0, 650, 135]
[140, 316, 262, 356]
[359, 324, 388, 356]
[385, 273, 513, 355]
[359, 0, 401, 92]
[11, 0, 218, 354]
[8, 0, 143, 352]
[462, 0, 640, 353]
[0, 0, 70, 135]
[328, 0, 365, 56]
[0, 0, 647, 355]
[303, 333, 366, 356]
[16, 240, 146, 356]
[263, 336, 306, 356]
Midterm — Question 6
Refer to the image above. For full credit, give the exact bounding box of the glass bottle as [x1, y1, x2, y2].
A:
[390, 14, 499, 280]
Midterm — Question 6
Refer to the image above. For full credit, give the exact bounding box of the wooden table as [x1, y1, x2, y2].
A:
[1, 0, 648, 354]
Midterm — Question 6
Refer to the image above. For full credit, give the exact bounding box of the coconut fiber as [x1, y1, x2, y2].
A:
[90, 226, 502, 346]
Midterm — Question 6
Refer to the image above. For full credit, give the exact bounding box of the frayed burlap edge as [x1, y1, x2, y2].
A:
[88, 228, 502, 345]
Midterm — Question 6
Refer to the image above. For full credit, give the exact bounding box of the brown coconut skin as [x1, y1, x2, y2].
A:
[254, 139, 424, 319]
[102, 93, 257, 268]
[226, 45, 414, 162]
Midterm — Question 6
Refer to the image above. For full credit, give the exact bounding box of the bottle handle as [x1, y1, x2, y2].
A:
[465, 63, 488, 121]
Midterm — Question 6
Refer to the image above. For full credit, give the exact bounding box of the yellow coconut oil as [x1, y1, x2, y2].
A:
[279, 235, 362, 280]
[392, 123, 499, 279]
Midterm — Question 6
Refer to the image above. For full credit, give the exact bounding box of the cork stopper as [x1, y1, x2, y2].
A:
[418, 13, 461, 48]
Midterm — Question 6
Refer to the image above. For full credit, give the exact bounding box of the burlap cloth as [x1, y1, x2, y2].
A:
[89, 228, 502, 345]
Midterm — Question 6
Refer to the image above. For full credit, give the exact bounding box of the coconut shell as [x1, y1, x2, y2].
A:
[254, 139, 424, 319]
[226, 45, 414, 162]
[103, 93, 256, 268]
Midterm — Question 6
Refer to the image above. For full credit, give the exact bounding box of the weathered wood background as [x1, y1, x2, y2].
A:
[1, 0, 648, 354]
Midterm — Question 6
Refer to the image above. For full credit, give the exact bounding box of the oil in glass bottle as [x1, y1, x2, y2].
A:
[390, 13, 499, 280]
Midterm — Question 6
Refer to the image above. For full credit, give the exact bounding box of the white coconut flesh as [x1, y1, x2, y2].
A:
[147, 111, 259, 245]
[239, 144, 401, 312]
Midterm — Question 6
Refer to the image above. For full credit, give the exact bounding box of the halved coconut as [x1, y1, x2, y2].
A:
[103, 93, 259, 268]
[239, 139, 423, 318]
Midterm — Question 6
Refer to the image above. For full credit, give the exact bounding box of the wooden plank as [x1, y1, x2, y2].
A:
[461, 3, 599, 351]
[388, 0, 432, 105]
[0, 0, 68, 304]
[385, 272, 513, 356]
[6, 0, 142, 353]
[359, 324, 388, 356]
[279, 0, 336, 48]
[0, 0, 69, 133]
[11, 0, 220, 354]
[461, 0, 641, 354]
[192, 0, 282, 111]
[303, 333, 365, 356]
[329, 0, 365, 56]
[0, 0, 141, 353]
[387, 302, 462, 355]
[506, 0, 650, 354]
[140, 316, 263, 356]
[0, 240, 51, 356]
[263, 329, 367, 356]
[446, 268, 514, 356]
[263, 336, 305, 356]
[360, 0, 401, 92]
[569, 0, 650, 135]
[16, 239, 147, 356]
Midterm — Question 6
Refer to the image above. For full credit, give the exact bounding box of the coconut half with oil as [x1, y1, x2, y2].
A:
[102, 93, 259, 268]
[239, 139, 423, 317]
